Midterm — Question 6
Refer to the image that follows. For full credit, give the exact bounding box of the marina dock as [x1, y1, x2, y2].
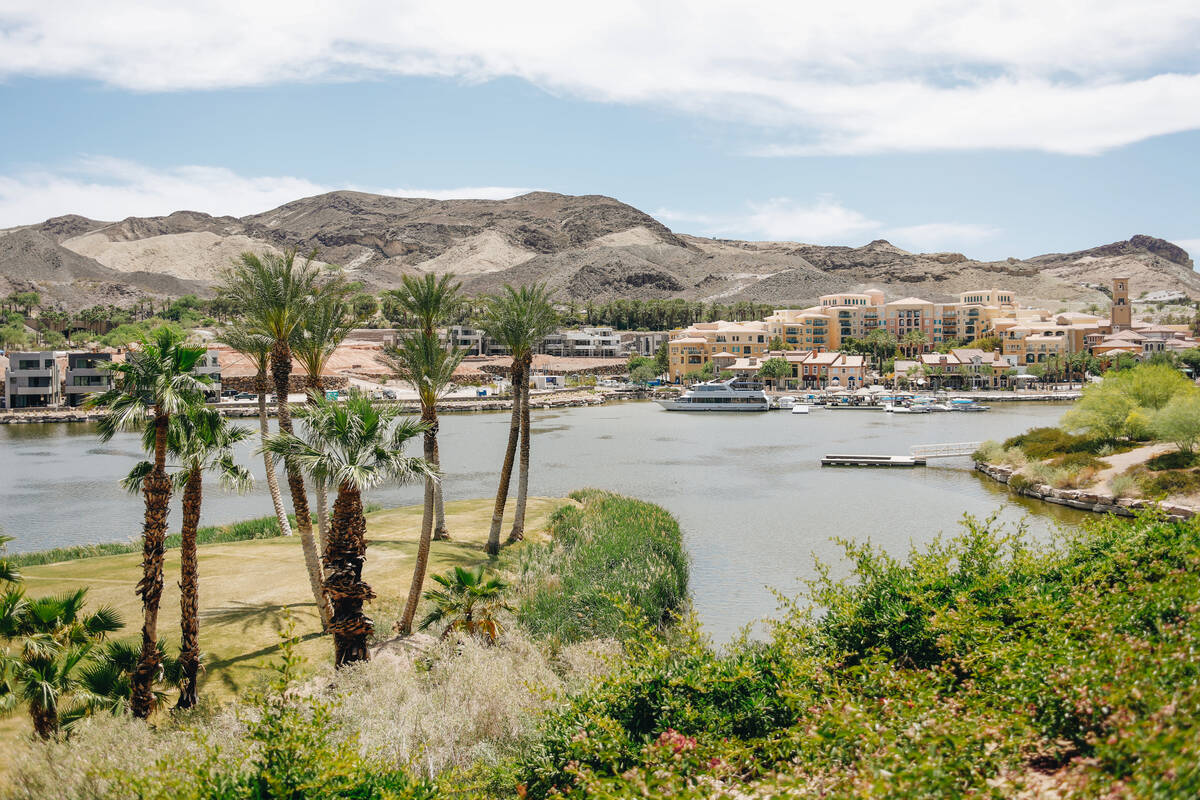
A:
[821, 454, 927, 467]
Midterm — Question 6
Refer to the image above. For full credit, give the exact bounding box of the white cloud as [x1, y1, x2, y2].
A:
[1174, 239, 1200, 265]
[2, 2, 1200, 154]
[884, 223, 1001, 253]
[660, 197, 998, 250]
[0, 158, 533, 227]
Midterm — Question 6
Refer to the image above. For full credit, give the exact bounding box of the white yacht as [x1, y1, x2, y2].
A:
[656, 379, 770, 411]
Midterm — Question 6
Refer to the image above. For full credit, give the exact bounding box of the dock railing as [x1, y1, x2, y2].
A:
[909, 442, 983, 459]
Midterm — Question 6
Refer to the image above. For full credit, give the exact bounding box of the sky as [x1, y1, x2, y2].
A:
[1, 1, 1198, 263]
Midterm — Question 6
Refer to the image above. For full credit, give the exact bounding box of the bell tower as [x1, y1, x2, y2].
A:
[1111, 277, 1131, 330]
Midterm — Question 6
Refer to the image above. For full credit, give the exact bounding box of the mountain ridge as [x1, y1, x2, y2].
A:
[1, 190, 1195, 311]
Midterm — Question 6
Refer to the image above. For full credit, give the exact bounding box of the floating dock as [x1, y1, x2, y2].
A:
[821, 454, 927, 467]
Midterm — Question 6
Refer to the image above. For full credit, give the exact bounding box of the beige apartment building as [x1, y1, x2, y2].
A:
[665, 321, 770, 381]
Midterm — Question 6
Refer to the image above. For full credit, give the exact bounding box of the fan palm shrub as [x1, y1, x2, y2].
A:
[263, 391, 432, 666]
[418, 565, 510, 644]
[86, 326, 208, 719]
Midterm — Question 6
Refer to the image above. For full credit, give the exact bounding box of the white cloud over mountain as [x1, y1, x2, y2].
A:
[2, 2, 1199, 155]
[0, 158, 532, 228]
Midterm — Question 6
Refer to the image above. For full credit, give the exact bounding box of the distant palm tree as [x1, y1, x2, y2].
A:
[902, 329, 928, 357]
[293, 294, 359, 564]
[218, 325, 293, 540]
[418, 565, 510, 644]
[86, 327, 208, 719]
[479, 284, 558, 554]
[263, 391, 431, 666]
[221, 250, 347, 631]
[382, 332, 464, 636]
[124, 406, 252, 709]
[387, 273, 463, 540]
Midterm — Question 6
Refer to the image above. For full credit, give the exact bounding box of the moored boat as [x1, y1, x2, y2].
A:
[656, 379, 771, 411]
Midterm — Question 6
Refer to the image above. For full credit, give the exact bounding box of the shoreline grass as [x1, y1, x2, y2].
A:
[8, 504, 385, 568]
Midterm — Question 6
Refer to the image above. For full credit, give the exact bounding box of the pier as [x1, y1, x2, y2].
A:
[821, 454, 927, 467]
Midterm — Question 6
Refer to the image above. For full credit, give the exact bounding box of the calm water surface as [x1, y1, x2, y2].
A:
[0, 401, 1083, 640]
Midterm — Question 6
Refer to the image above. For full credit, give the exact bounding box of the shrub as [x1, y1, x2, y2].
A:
[1146, 449, 1200, 471]
[515, 490, 689, 646]
[1137, 468, 1200, 498]
[1004, 427, 1099, 460]
[1108, 474, 1137, 498]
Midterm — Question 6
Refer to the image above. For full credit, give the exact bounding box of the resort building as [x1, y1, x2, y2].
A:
[64, 352, 114, 407]
[893, 348, 1010, 389]
[4, 351, 62, 409]
[196, 349, 222, 400]
[621, 330, 669, 357]
[721, 350, 866, 390]
[541, 326, 624, 358]
[665, 320, 770, 381]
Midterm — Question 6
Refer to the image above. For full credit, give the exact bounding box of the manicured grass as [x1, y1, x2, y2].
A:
[2, 497, 566, 743]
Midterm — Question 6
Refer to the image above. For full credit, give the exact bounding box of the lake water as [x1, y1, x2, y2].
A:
[0, 401, 1084, 640]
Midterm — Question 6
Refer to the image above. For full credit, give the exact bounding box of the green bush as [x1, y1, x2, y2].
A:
[512, 512, 1200, 799]
[1137, 468, 1200, 498]
[1004, 426, 1099, 460]
[1146, 450, 1200, 471]
[515, 490, 690, 645]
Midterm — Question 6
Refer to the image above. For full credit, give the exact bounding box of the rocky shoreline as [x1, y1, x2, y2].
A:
[974, 460, 1198, 521]
[0, 391, 608, 424]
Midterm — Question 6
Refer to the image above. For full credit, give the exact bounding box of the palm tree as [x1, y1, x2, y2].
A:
[221, 250, 347, 631]
[218, 325, 293, 540]
[0, 587, 122, 738]
[479, 284, 558, 555]
[381, 332, 464, 636]
[386, 273, 463, 540]
[86, 326, 208, 719]
[418, 565, 510, 644]
[902, 329, 929, 357]
[125, 407, 252, 709]
[263, 391, 431, 666]
[293, 294, 359, 562]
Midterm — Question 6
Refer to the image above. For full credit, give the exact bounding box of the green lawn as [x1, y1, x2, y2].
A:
[3, 496, 566, 741]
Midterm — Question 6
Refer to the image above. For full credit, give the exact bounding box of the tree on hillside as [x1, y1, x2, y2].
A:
[264, 391, 431, 666]
[221, 249, 348, 632]
[85, 327, 209, 719]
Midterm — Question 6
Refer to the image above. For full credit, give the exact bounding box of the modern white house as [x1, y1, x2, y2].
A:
[196, 349, 222, 399]
[64, 352, 114, 407]
[4, 351, 62, 409]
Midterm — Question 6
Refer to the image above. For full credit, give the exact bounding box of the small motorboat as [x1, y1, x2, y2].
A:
[776, 396, 797, 409]
[884, 403, 931, 414]
[949, 398, 991, 412]
[791, 404, 811, 414]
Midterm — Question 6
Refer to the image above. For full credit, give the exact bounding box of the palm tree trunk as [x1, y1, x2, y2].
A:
[257, 368, 293, 537]
[176, 465, 202, 710]
[399, 411, 438, 635]
[271, 340, 330, 629]
[486, 360, 523, 556]
[508, 356, 532, 543]
[325, 481, 374, 666]
[432, 415, 449, 541]
[132, 410, 171, 720]
[308, 377, 331, 552]
[30, 700, 57, 740]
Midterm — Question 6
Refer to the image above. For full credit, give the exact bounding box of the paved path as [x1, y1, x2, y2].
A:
[1092, 442, 1177, 490]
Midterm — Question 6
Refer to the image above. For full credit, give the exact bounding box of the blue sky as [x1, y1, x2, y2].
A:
[1, 2, 1198, 263]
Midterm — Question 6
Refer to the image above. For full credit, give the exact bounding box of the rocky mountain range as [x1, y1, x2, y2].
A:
[1, 191, 1196, 311]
